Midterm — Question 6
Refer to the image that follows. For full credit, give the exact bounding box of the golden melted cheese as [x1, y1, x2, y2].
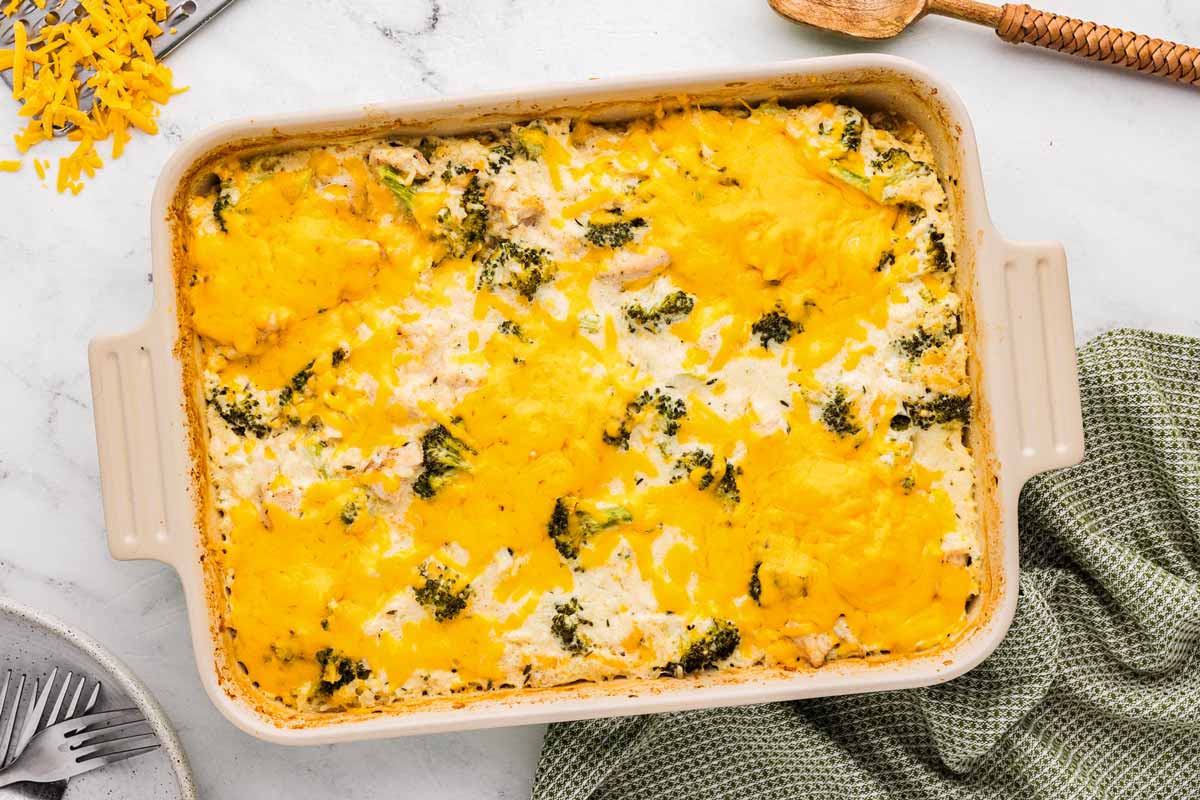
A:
[183, 101, 980, 713]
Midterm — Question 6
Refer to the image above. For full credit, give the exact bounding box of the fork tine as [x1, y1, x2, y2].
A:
[61, 707, 145, 735]
[63, 675, 85, 719]
[46, 670, 72, 725]
[82, 681, 100, 714]
[71, 732, 159, 761]
[75, 742, 160, 772]
[0, 673, 25, 766]
[14, 667, 57, 756]
[74, 718, 152, 746]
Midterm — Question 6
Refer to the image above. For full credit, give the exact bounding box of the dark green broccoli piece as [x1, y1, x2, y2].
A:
[895, 327, 940, 360]
[898, 203, 926, 224]
[412, 424, 475, 499]
[871, 148, 932, 182]
[479, 240, 553, 300]
[671, 449, 716, 489]
[413, 563, 471, 621]
[436, 172, 489, 258]
[278, 359, 315, 404]
[841, 115, 863, 151]
[416, 137, 440, 161]
[670, 450, 741, 505]
[654, 392, 687, 436]
[550, 597, 592, 655]
[717, 462, 742, 504]
[890, 413, 911, 432]
[928, 228, 953, 271]
[749, 562, 762, 604]
[624, 290, 695, 332]
[331, 347, 348, 367]
[313, 648, 370, 696]
[487, 143, 515, 173]
[513, 124, 546, 160]
[602, 389, 686, 448]
[584, 217, 647, 248]
[547, 497, 633, 559]
[907, 394, 971, 429]
[875, 250, 896, 272]
[821, 387, 860, 437]
[661, 619, 740, 676]
[207, 386, 268, 438]
[378, 165, 415, 209]
[212, 184, 234, 232]
[750, 305, 799, 349]
[339, 501, 359, 526]
[497, 319, 529, 342]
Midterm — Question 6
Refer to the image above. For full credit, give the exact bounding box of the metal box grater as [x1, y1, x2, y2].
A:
[0, 0, 236, 91]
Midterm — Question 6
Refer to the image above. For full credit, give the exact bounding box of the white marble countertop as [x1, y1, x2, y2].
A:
[1, 0, 1197, 797]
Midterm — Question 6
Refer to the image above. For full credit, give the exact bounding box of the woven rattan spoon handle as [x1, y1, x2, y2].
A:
[931, 1, 1200, 85]
[770, 0, 1200, 85]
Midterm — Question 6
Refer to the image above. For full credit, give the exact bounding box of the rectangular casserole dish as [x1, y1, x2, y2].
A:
[87, 55, 1084, 744]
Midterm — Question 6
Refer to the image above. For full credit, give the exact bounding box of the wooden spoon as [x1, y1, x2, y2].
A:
[769, 0, 1199, 85]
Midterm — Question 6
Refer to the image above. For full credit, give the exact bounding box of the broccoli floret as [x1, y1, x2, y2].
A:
[876, 250, 895, 272]
[207, 386, 269, 438]
[841, 116, 863, 151]
[895, 327, 941, 360]
[479, 240, 554, 300]
[313, 648, 370, 696]
[412, 563, 471, 621]
[750, 305, 799, 349]
[488, 143, 515, 173]
[871, 148, 932, 182]
[898, 202, 926, 224]
[412, 424, 475, 499]
[821, 387, 860, 437]
[331, 347, 348, 367]
[671, 450, 741, 505]
[550, 597, 592, 655]
[584, 217, 647, 248]
[624, 290, 695, 332]
[907, 393, 971, 429]
[497, 319, 529, 342]
[661, 619, 740, 676]
[513, 125, 546, 160]
[416, 137, 440, 161]
[278, 360, 315, 404]
[212, 184, 234, 232]
[547, 497, 633, 559]
[749, 562, 762, 604]
[339, 501, 359, 526]
[378, 165, 415, 209]
[477, 241, 552, 299]
[602, 388, 686, 448]
[436, 172, 489, 258]
[671, 449, 716, 489]
[716, 462, 742, 504]
[928, 228, 953, 271]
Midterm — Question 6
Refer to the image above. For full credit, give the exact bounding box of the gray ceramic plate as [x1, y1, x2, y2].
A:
[0, 598, 195, 799]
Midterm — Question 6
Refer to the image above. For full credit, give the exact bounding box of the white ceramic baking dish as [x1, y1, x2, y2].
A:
[87, 55, 1084, 744]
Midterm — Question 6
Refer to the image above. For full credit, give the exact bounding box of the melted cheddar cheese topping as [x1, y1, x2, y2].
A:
[183, 101, 980, 712]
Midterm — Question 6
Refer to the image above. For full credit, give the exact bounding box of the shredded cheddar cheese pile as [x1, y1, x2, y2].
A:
[183, 101, 981, 715]
[0, 0, 179, 192]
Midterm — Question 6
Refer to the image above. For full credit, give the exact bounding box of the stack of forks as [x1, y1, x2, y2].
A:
[0, 666, 158, 791]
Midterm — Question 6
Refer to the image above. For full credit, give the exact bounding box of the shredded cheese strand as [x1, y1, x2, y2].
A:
[1, 0, 182, 192]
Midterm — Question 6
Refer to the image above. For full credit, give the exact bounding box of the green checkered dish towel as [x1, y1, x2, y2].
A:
[533, 329, 1200, 800]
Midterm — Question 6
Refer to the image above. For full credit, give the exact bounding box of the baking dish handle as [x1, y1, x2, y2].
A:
[994, 240, 1085, 482]
[88, 323, 181, 565]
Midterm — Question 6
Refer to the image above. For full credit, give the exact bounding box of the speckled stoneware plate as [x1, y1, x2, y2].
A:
[0, 598, 195, 799]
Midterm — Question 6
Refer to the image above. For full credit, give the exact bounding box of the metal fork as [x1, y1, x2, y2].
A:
[0, 709, 158, 788]
[0, 667, 100, 768]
